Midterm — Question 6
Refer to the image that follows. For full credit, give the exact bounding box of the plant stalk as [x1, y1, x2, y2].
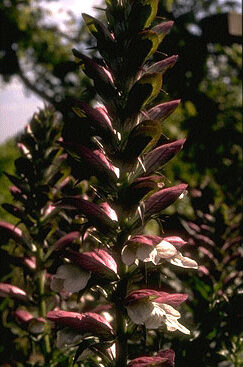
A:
[38, 266, 51, 361]
[115, 260, 128, 367]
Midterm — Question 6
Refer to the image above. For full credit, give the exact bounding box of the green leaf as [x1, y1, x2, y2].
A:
[123, 119, 162, 160]
[126, 73, 162, 116]
[128, 0, 159, 32]
[127, 30, 159, 73]
[82, 14, 113, 42]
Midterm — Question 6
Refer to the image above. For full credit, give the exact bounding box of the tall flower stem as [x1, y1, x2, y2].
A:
[37, 248, 51, 362]
[115, 264, 128, 367]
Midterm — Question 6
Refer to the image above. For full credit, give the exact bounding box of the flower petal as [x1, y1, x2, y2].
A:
[147, 248, 161, 265]
[126, 234, 161, 247]
[136, 244, 154, 261]
[155, 240, 177, 259]
[164, 315, 190, 335]
[127, 301, 154, 325]
[144, 303, 165, 329]
[99, 202, 118, 221]
[155, 292, 188, 307]
[125, 289, 160, 304]
[121, 245, 137, 265]
[56, 196, 117, 234]
[170, 252, 198, 269]
[0, 221, 32, 250]
[158, 303, 181, 318]
[147, 55, 178, 75]
[152, 21, 174, 42]
[50, 277, 64, 293]
[53, 264, 91, 293]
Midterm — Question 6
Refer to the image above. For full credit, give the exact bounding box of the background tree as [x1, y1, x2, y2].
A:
[0, 0, 95, 106]
[157, 0, 242, 210]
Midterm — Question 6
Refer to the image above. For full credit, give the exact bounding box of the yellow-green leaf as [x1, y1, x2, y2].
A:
[82, 13, 113, 42]
[122, 120, 162, 162]
[129, 0, 159, 32]
[126, 73, 163, 115]
[127, 31, 159, 73]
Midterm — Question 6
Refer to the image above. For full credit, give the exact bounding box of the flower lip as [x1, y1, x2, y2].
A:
[51, 264, 91, 293]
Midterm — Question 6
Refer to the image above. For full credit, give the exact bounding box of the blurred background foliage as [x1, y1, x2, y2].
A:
[0, 0, 242, 366]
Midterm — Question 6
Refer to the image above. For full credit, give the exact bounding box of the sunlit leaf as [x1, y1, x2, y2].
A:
[126, 73, 162, 116]
[128, 0, 159, 32]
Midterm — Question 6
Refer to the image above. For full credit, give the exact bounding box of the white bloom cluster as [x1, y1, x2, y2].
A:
[127, 300, 190, 334]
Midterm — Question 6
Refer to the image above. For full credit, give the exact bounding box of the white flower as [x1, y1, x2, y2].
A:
[122, 238, 198, 269]
[127, 300, 190, 335]
[121, 244, 154, 265]
[51, 264, 91, 293]
[149, 240, 198, 269]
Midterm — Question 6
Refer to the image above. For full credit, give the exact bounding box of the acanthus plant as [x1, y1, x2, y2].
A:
[0, 107, 85, 365]
[51, 0, 199, 365]
[0, 1, 200, 366]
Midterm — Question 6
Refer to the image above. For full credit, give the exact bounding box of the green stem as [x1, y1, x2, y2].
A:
[116, 307, 128, 367]
[115, 262, 128, 367]
[38, 268, 51, 361]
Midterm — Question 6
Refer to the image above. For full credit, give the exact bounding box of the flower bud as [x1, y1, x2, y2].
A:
[144, 184, 188, 217]
[0, 283, 29, 302]
[47, 310, 115, 339]
[152, 21, 174, 42]
[53, 232, 81, 251]
[146, 55, 178, 75]
[64, 248, 118, 280]
[144, 139, 186, 175]
[128, 349, 175, 367]
[144, 100, 181, 123]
